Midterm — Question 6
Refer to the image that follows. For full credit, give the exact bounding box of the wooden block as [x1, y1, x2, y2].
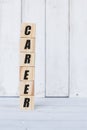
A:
[20, 53, 35, 66]
[20, 38, 35, 52]
[20, 23, 36, 38]
[20, 67, 34, 81]
[20, 96, 34, 110]
[19, 81, 34, 96]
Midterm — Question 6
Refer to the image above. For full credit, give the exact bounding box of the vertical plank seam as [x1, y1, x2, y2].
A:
[68, 0, 70, 97]
[21, 0, 23, 23]
[45, 0, 46, 97]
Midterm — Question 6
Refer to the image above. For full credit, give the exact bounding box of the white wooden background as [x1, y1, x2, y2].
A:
[0, 0, 87, 97]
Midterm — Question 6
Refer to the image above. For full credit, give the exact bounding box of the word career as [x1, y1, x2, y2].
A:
[19, 23, 35, 110]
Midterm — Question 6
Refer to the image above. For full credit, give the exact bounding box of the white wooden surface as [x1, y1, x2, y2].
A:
[0, 98, 87, 130]
[0, 0, 87, 97]
[0, 0, 21, 96]
[0, 0, 45, 97]
[46, 0, 69, 96]
[22, 0, 45, 97]
[70, 0, 87, 97]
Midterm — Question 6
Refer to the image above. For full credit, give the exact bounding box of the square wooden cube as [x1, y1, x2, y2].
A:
[20, 38, 35, 52]
[20, 67, 34, 81]
[20, 96, 34, 110]
[20, 23, 36, 38]
[20, 52, 35, 66]
[19, 81, 34, 96]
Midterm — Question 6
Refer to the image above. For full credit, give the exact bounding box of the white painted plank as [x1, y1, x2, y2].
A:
[0, 120, 87, 127]
[0, 128, 24, 130]
[1, 128, 85, 130]
[0, 110, 87, 120]
[22, 0, 45, 97]
[70, 0, 87, 97]
[0, 98, 87, 121]
[0, 129, 24, 130]
[0, 120, 87, 130]
[1, 98, 87, 107]
[46, 0, 69, 96]
[0, 0, 21, 96]
[26, 128, 87, 130]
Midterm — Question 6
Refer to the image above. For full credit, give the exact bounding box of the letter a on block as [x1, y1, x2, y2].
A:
[20, 23, 36, 38]
[20, 38, 35, 52]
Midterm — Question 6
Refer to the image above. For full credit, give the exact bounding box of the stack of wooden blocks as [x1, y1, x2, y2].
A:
[19, 23, 36, 110]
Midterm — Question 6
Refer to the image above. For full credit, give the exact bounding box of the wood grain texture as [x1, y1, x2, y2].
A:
[46, 0, 69, 96]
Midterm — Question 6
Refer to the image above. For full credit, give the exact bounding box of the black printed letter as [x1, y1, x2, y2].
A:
[25, 26, 31, 35]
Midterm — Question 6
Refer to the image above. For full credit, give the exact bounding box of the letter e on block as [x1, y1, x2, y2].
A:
[20, 67, 34, 80]
[19, 81, 34, 96]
